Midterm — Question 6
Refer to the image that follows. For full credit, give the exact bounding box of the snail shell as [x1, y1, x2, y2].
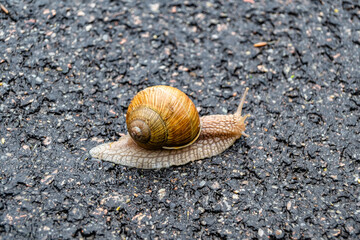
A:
[126, 85, 201, 149]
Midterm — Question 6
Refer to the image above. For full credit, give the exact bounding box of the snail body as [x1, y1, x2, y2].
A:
[90, 86, 250, 169]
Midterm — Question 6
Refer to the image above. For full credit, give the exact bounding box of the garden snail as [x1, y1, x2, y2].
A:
[90, 85, 250, 169]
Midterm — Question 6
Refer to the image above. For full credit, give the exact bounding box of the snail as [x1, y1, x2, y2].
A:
[90, 85, 250, 169]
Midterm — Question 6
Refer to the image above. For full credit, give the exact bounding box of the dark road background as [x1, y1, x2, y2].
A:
[0, 0, 359, 239]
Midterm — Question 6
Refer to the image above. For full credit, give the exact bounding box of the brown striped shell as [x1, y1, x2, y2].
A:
[126, 85, 201, 150]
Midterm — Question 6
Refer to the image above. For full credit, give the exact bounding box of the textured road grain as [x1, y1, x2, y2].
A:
[0, 0, 359, 239]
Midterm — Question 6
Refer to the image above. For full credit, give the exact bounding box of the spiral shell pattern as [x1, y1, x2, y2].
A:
[126, 86, 201, 149]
